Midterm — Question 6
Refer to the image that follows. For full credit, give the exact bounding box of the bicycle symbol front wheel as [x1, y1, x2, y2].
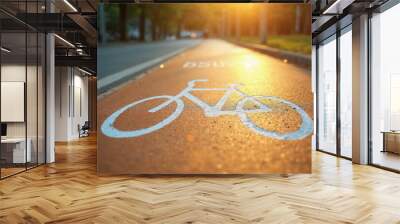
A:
[236, 96, 313, 140]
[101, 95, 184, 138]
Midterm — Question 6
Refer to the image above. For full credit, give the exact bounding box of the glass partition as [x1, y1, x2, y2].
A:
[317, 35, 337, 154]
[1, 31, 28, 177]
[0, 1, 46, 179]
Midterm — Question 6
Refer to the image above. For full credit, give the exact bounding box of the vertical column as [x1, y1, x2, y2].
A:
[46, 1, 55, 163]
[88, 77, 97, 132]
[352, 14, 369, 164]
[336, 30, 341, 156]
[312, 45, 317, 150]
[54, 67, 73, 141]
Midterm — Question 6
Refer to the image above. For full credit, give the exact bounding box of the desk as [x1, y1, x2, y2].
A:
[1, 138, 31, 163]
[381, 131, 400, 154]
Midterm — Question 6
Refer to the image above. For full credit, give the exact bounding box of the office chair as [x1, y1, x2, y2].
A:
[79, 121, 90, 138]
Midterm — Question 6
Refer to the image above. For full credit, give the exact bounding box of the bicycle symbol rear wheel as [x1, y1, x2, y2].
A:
[101, 95, 184, 138]
[236, 96, 313, 140]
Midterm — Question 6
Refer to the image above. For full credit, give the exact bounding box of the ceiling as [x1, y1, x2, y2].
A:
[1, 0, 97, 74]
[312, 0, 390, 43]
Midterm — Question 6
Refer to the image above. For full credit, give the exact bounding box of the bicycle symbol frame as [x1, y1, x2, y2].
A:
[101, 79, 313, 140]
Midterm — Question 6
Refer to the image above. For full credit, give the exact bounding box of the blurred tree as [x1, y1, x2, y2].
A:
[235, 7, 240, 40]
[104, 4, 119, 39]
[104, 4, 311, 43]
[295, 5, 302, 33]
[119, 4, 128, 41]
[259, 5, 268, 44]
[139, 6, 146, 41]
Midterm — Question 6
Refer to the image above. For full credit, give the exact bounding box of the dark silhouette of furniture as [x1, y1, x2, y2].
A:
[78, 121, 90, 138]
[381, 131, 400, 154]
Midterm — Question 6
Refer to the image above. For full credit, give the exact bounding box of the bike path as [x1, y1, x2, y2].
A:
[98, 39, 313, 175]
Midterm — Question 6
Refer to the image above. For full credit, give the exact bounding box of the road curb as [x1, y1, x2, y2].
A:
[230, 41, 311, 68]
[98, 48, 185, 93]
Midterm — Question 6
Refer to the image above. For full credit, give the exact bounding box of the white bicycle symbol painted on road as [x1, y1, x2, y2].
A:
[101, 79, 313, 140]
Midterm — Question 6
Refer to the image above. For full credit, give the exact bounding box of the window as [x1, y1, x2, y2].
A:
[317, 35, 337, 154]
[371, 3, 400, 171]
[339, 27, 352, 158]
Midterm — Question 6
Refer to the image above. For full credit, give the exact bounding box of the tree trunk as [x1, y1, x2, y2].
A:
[98, 3, 106, 44]
[222, 9, 227, 38]
[295, 5, 302, 34]
[119, 4, 128, 41]
[139, 7, 146, 42]
[226, 12, 231, 37]
[176, 20, 182, 39]
[259, 5, 268, 44]
[151, 24, 157, 41]
[235, 8, 241, 41]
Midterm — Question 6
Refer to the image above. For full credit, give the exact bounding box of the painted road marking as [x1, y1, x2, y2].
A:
[183, 61, 226, 68]
[101, 79, 313, 140]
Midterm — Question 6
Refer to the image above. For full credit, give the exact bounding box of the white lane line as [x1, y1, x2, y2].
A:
[98, 47, 189, 90]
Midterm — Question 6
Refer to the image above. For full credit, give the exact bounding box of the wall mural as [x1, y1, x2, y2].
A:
[98, 3, 313, 174]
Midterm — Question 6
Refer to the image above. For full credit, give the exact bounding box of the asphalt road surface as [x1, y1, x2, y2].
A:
[98, 39, 313, 174]
[98, 39, 201, 89]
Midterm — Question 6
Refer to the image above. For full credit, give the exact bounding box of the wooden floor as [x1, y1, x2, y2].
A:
[1, 167, 26, 178]
[373, 150, 400, 171]
[1, 135, 400, 223]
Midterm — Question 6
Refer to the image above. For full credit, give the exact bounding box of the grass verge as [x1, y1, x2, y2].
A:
[230, 35, 311, 55]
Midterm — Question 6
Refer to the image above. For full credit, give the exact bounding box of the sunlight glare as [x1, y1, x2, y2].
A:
[242, 54, 259, 70]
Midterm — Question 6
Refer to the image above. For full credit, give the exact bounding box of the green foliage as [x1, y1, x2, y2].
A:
[104, 4, 120, 34]
[103, 4, 311, 43]
[267, 35, 311, 55]
[234, 35, 311, 55]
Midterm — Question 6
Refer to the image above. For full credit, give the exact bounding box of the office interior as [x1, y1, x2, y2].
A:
[0, 0, 398, 178]
[312, 0, 400, 172]
[0, 0, 399, 222]
[0, 0, 97, 179]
